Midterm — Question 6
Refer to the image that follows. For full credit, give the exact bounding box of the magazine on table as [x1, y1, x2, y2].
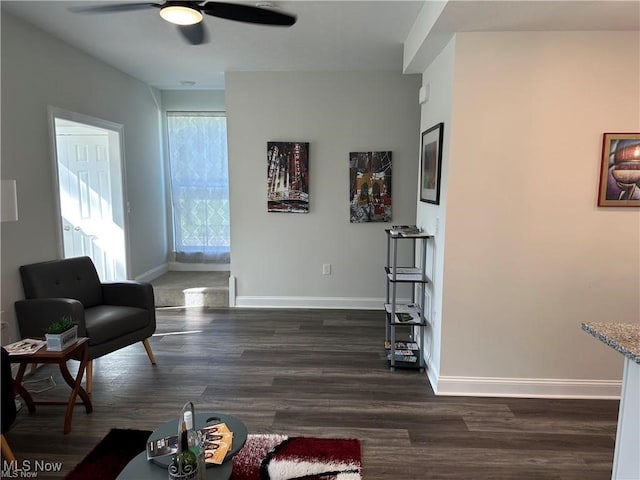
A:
[146, 422, 234, 464]
[3, 338, 46, 355]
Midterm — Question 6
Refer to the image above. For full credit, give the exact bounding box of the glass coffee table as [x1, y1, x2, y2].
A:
[117, 412, 247, 480]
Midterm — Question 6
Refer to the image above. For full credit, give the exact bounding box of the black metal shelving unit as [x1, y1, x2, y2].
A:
[384, 229, 432, 371]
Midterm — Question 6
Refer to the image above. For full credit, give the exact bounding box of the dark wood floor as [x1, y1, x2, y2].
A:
[6, 308, 619, 479]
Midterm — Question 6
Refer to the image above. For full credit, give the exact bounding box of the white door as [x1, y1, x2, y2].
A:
[52, 113, 128, 281]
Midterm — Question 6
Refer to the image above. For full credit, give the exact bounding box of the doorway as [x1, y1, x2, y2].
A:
[49, 108, 128, 281]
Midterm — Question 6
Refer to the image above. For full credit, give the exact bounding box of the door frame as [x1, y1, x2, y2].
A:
[47, 106, 131, 279]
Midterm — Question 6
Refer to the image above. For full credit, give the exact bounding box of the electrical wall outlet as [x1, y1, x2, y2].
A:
[322, 263, 331, 275]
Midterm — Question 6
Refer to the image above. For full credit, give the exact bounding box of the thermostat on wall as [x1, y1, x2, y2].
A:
[419, 84, 430, 104]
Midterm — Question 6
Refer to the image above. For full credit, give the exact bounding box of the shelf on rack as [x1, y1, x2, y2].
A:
[385, 267, 430, 283]
[384, 305, 426, 325]
[385, 228, 432, 239]
[384, 340, 420, 351]
[385, 345, 423, 369]
[386, 352, 419, 364]
[384, 303, 420, 313]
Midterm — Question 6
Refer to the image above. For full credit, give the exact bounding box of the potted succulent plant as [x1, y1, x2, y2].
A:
[45, 316, 78, 351]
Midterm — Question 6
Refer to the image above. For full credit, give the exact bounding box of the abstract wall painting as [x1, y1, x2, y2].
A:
[349, 151, 392, 223]
[597, 133, 640, 207]
[267, 142, 310, 213]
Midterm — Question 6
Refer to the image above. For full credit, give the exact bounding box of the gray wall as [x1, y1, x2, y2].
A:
[226, 72, 421, 308]
[161, 90, 225, 111]
[1, 13, 167, 342]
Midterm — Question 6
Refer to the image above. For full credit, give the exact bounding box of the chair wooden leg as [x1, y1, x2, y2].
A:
[142, 339, 156, 365]
[1, 434, 16, 462]
[29, 363, 37, 376]
[85, 360, 93, 395]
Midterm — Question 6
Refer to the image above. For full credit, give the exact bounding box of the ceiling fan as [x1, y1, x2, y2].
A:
[69, 1, 297, 45]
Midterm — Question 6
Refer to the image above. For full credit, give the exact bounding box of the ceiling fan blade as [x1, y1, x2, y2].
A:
[177, 22, 208, 45]
[68, 3, 161, 14]
[201, 2, 296, 26]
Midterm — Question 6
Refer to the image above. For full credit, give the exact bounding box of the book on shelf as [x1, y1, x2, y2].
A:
[397, 303, 419, 312]
[389, 225, 421, 236]
[388, 267, 421, 275]
[396, 341, 419, 350]
[393, 349, 415, 356]
[395, 312, 421, 324]
[3, 338, 46, 355]
[387, 269, 425, 282]
[146, 422, 233, 464]
[400, 231, 428, 238]
[386, 352, 417, 363]
[385, 303, 419, 314]
[384, 341, 419, 351]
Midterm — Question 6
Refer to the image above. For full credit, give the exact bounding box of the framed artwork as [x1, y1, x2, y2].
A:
[267, 141, 309, 213]
[420, 123, 444, 204]
[349, 151, 392, 223]
[598, 133, 640, 207]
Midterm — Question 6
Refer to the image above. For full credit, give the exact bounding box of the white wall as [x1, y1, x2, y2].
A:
[1, 13, 166, 342]
[415, 37, 456, 388]
[427, 31, 639, 397]
[161, 90, 225, 111]
[226, 72, 421, 308]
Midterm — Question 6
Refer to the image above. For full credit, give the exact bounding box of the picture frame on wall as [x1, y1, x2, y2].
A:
[349, 151, 392, 223]
[420, 122, 444, 204]
[598, 133, 640, 207]
[267, 141, 310, 213]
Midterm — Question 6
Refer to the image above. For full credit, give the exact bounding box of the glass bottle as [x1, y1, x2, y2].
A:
[184, 409, 205, 479]
[168, 419, 199, 480]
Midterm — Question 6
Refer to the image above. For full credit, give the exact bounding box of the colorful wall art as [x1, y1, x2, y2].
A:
[349, 151, 392, 223]
[597, 133, 640, 207]
[267, 142, 310, 213]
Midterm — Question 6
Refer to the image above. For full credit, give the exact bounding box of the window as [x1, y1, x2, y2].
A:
[166, 112, 230, 264]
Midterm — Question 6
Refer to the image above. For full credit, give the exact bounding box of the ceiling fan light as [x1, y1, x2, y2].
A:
[160, 5, 203, 25]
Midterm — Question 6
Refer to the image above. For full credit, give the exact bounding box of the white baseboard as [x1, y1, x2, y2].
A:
[434, 375, 621, 399]
[135, 263, 169, 283]
[425, 358, 439, 394]
[234, 296, 386, 310]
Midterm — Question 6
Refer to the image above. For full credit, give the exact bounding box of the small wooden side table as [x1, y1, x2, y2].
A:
[8, 337, 93, 434]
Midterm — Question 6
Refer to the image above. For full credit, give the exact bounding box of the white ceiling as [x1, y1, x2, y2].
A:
[2, 1, 638, 90]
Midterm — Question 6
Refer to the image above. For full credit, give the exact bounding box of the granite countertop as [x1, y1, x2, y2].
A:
[581, 322, 640, 364]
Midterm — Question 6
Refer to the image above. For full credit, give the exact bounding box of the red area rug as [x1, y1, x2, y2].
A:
[231, 434, 362, 480]
[65, 428, 153, 480]
[65, 430, 362, 480]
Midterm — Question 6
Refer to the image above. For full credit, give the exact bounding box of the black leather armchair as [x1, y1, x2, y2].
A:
[14, 256, 157, 393]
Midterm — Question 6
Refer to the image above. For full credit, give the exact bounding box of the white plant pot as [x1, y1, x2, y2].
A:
[45, 325, 78, 351]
